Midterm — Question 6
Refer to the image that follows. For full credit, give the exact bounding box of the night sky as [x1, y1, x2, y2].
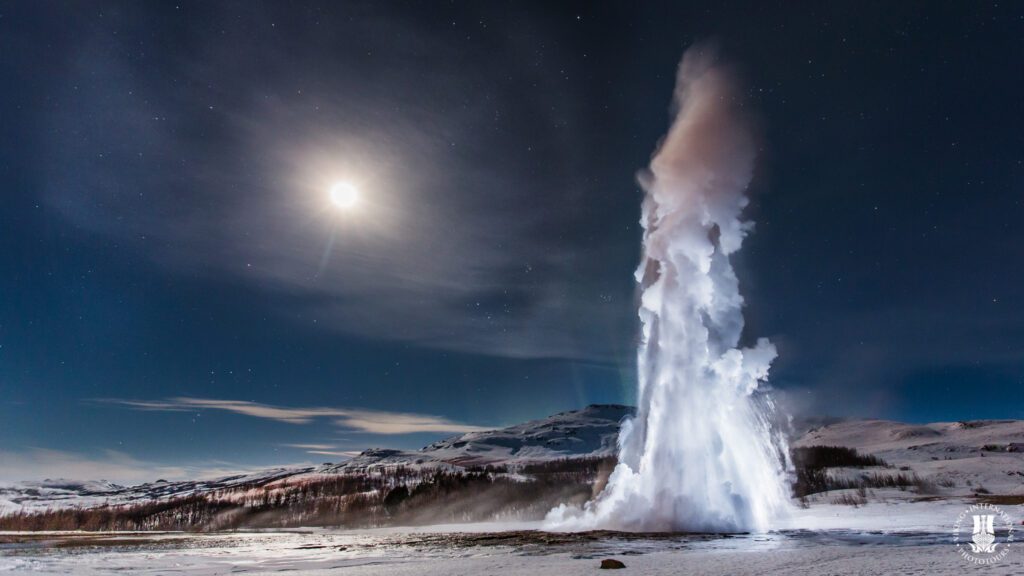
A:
[2, 1, 1022, 482]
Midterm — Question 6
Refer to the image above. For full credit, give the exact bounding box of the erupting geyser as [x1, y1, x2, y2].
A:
[546, 46, 791, 532]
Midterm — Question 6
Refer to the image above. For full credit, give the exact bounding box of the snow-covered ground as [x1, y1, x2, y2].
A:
[2, 501, 1021, 575]
[796, 418, 1024, 497]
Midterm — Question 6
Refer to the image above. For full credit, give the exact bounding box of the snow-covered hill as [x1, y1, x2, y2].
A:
[419, 403, 630, 465]
[0, 468, 310, 515]
[295, 404, 632, 478]
[0, 405, 632, 514]
[795, 418, 1024, 497]
[3, 409, 1022, 516]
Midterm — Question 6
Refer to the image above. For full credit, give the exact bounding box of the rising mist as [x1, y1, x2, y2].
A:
[547, 45, 791, 532]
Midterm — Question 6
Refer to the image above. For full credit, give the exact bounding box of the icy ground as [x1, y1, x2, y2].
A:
[2, 500, 1021, 575]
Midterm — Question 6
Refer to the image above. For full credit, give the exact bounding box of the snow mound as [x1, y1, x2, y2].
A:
[795, 418, 1024, 497]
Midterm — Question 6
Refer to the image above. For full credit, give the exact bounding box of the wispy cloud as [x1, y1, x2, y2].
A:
[279, 443, 361, 458]
[0, 448, 263, 485]
[280, 443, 338, 451]
[307, 450, 362, 458]
[96, 397, 488, 434]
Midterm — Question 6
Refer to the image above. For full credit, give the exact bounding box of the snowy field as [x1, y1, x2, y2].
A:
[2, 500, 1021, 575]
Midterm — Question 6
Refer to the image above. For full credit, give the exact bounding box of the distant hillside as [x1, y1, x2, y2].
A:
[0, 404, 632, 518]
[794, 418, 1024, 501]
[2, 408, 1022, 530]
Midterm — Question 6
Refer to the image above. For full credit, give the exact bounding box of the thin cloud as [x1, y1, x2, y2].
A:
[306, 450, 362, 458]
[277, 443, 361, 459]
[96, 397, 488, 434]
[280, 443, 338, 451]
[0, 448, 264, 485]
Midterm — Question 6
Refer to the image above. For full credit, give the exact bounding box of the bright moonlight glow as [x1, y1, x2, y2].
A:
[329, 182, 359, 209]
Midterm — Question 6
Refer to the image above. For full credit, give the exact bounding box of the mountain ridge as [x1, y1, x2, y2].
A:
[1, 404, 633, 514]
[3, 405, 1023, 517]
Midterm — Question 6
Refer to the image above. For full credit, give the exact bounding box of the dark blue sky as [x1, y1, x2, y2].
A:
[2, 1, 1022, 482]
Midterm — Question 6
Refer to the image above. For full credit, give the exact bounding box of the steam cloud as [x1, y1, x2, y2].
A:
[546, 46, 791, 532]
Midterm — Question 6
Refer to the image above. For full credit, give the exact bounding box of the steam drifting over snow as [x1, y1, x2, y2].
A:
[547, 46, 791, 532]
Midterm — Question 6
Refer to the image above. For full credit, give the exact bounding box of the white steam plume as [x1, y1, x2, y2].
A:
[546, 45, 791, 532]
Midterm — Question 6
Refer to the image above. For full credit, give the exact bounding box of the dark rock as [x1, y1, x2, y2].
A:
[600, 558, 626, 569]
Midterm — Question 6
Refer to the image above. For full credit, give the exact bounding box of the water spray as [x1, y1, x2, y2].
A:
[547, 45, 791, 532]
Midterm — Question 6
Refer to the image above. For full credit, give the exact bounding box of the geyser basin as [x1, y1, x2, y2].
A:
[546, 45, 791, 533]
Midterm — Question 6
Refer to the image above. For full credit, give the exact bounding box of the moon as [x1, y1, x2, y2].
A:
[329, 182, 359, 209]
